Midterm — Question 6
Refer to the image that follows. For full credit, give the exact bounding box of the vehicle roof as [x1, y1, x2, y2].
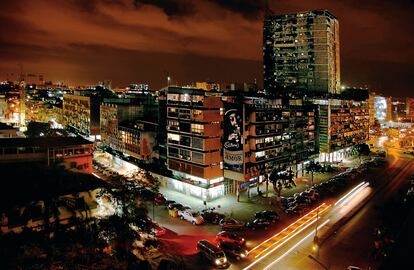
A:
[198, 240, 222, 252]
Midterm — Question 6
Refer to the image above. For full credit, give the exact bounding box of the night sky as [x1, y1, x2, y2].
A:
[0, 0, 413, 96]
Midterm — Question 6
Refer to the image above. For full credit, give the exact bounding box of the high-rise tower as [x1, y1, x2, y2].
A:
[263, 10, 340, 94]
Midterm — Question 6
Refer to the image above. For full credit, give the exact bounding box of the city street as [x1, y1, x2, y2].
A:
[1, 3, 413, 269]
[237, 146, 413, 270]
[91, 137, 414, 270]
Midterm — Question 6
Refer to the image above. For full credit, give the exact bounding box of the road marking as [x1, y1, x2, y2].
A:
[336, 182, 370, 207]
[264, 219, 331, 270]
[334, 181, 366, 206]
[243, 203, 331, 270]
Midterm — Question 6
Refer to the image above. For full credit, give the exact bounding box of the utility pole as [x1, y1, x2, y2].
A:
[152, 202, 155, 221]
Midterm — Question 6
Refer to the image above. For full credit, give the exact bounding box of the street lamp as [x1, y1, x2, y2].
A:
[313, 206, 320, 255]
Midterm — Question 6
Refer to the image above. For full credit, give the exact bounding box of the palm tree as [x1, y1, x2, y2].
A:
[355, 143, 371, 165]
[269, 166, 296, 200]
[305, 161, 322, 186]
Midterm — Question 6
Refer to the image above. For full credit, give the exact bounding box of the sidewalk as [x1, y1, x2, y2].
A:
[160, 186, 279, 223]
[159, 155, 363, 222]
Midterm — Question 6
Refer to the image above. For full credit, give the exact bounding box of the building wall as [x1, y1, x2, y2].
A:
[368, 94, 375, 127]
[118, 122, 158, 163]
[47, 145, 94, 174]
[166, 87, 224, 184]
[264, 10, 340, 93]
[223, 95, 317, 188]
[316, 99, 369, 154]
[391, 98, 406, 122]
[100, 102, 144, 151]
[63, 94, 93, 136]
[0, 140, 94, 174]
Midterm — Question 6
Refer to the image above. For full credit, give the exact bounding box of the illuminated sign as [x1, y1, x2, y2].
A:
[374, 96, 387, 121]
[223, 105, 244, 173]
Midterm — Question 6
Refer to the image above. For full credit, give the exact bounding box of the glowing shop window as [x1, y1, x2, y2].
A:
[167, 133, 180, 141]
[256, 151, 265, 158]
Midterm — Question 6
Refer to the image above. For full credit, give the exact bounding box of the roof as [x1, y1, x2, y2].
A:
[267, 9, 338, 20]
[0, 163, 108, 211]
[0, 136, 93, 148]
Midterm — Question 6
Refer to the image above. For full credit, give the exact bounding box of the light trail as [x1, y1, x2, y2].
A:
[243, 203, 331, 270]
[264, 219, 331, 270]
[336, 182, 370, 207]
[334, 181, 366, 206]
[92, 172, 102, 179]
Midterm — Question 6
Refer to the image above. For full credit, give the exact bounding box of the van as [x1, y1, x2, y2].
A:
[197, 240, 229, 268]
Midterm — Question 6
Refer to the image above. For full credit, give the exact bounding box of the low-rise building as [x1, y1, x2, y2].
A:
[0, 163, 107, 234]
[0, 137, 94, 173]
[118, 120, 158, 164]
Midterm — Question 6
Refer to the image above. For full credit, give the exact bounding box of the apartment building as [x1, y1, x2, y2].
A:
[63, 94, 100, 137]
[264, 10, 341, 94]
[313, 98, 369, 162]
[165, 87, 224, 201]
[223, 94, 317, 197]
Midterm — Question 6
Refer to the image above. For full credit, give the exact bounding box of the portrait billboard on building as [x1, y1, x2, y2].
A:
[223, 105, 243, 173]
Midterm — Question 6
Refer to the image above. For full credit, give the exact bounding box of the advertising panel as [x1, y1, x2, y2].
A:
[223, 105, 244, 173]
[374, 96, 387, 121]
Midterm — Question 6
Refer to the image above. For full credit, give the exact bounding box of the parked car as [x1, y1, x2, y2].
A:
[178, 210, 204, 225]
[167, 202, 182, 210]
[245, 218, 270, 230]
[175, 204, 191, 212]
[136, 217, 165, 236]
[216, 231, 245, 246]
[254, 210, 280, 223]
[219, 218, 244, 231]
[165, 200, 176, 208]
[154, 193, 167, 205]
[197, 240, 229, 269]
[219, 242, 248, 261]
[201, 211, 226, 224]
[285, 205, 304, 216]
[138, 188, 157, 201]
[149, 221, 166, 237]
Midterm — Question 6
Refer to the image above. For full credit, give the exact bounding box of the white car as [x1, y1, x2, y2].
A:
[178, 210, 204, 225]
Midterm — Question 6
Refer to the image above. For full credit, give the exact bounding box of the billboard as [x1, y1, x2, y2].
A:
[374, 96, 387, 121]
[223, 105, 244, 173]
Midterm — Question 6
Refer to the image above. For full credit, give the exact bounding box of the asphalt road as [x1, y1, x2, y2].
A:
[245, 146, 414, 270]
